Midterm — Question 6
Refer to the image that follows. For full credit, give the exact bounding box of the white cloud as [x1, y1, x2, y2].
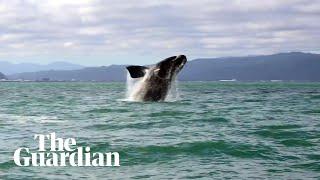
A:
[0, 0, 318, 65]
[63, 42, 74, 47]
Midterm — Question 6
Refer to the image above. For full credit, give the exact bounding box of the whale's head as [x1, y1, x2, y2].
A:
[154, 55, 187, 80]
[126, 55, 187, 101]
[126, 55, 187, 81]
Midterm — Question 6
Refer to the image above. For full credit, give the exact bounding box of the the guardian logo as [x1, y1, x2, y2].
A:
[13, 133, 120, 167]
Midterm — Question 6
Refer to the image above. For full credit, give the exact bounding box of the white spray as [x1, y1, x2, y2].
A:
[125, 72, 142, 101]
[125, 71, 180, 102]
[165, 76, 180, 102]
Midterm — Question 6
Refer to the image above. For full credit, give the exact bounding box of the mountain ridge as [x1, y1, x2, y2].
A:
[0, 72, 6, 80]
[6, 52, 320, 82]
[0, 61, 84, 75]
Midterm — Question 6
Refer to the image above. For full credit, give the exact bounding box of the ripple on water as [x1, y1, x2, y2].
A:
[251, 124, 319, 149]
[84, 108, 130, 113]
[252, 128, 310, 139]
[309, 94, 320, 99]
[0, 160, 15, 170]
[118, 140, 279, 166]
[195, 117, 229, 123]
[1, 82, 320, 178]
[303, 109, 320, 114]
[280, 139, 315, 147]
[148, 111, 193, 117]
[290, 162, 320, 172]
[86, 120, 165, 130]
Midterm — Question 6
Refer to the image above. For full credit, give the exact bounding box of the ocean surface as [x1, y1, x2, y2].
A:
[0, 82, 319, 179]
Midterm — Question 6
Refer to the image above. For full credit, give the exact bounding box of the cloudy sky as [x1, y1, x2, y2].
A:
[0, 0, 319, 65]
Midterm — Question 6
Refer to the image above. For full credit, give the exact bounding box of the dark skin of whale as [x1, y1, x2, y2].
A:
[126, 55, 187, 101]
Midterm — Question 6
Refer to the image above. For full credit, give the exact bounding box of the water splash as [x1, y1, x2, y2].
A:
[125, 72, 136, 100]
[165, 79, 180, 102]
[125, 71, 180, 102]
[125, 72, 144, 101]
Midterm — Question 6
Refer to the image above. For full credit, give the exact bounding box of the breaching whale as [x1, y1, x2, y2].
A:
[126, 55, 187, 101]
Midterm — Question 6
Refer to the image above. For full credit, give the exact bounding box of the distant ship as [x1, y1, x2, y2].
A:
[270, 80, 283, 82]
[219, 79, 237, 82]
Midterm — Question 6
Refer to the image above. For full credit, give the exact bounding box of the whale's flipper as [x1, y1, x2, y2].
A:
[126, 66, 149, 78]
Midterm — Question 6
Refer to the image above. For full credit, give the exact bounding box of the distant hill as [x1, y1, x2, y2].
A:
[8, 52, 320, 82]
[0, 61, 84, 75]
[9, 65, 127, 82]
[179, 52, 320, 81]
[0, 72, 6, 80]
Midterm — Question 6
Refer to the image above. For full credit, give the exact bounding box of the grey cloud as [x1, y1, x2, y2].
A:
[0, 0, 319, 65]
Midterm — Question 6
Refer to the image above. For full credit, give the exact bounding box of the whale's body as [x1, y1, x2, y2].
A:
[126, 55, 187, 101]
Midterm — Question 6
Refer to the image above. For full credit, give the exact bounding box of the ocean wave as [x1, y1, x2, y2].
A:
[84, 108, 130, 113]
[0, 160, 15, 170]
[117, 141, 279, 165]
[0, 114, 62, 124]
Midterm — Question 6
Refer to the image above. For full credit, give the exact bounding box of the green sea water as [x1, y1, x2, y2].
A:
[0, 82, 319, 179]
